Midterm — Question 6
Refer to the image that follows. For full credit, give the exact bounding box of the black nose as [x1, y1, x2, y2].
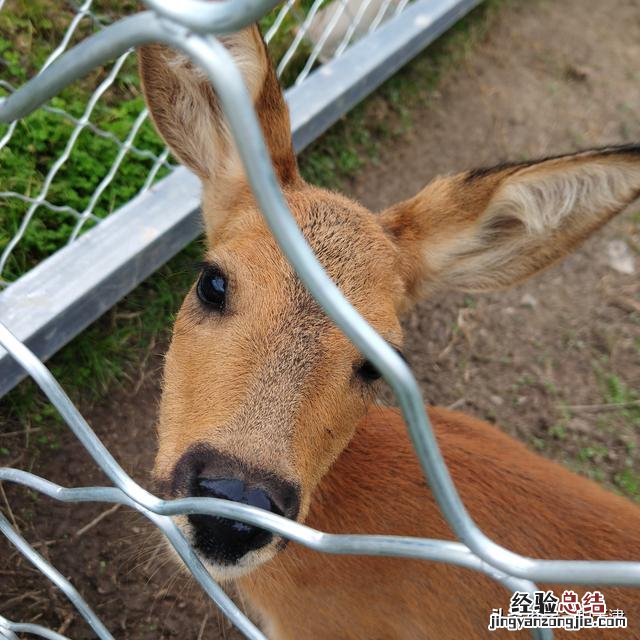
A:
[188, 477, 283, 563]
[174, 447, 300, 566]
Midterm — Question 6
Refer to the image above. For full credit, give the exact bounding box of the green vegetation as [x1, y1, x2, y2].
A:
[0, 0, 508, 435]
[601, 373, 640, 425]
[566, 365, 640, 502]
[590, 361, 640, 431]
[615, 467, 640, 499]
[0, 0, 318, 283]
[0, 1, 167, 282]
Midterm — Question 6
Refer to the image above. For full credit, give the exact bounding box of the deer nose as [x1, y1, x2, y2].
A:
[188, 477, 284, 564]
[169, 445, 300, 565]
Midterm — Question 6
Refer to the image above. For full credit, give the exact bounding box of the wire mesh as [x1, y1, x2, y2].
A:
[0, 0, 408, 288]
[1, 1, 639, 639]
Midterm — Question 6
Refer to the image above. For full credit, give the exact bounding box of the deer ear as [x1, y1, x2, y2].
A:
[381, 146, 640, 302]
[138, 27, 299, 239]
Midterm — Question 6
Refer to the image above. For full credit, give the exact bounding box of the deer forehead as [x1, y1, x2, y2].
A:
[205, 187, 403, 313]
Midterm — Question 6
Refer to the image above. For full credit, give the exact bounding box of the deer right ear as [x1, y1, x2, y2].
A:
[138, 27, 299, 238]
[381, 145, 640, 304]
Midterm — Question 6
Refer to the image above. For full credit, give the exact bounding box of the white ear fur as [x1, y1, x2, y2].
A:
[491, 162, 640, 234]
[140, 29, 266, 181]
[390, 149, 640, 296]
[140, 26, 298, 242]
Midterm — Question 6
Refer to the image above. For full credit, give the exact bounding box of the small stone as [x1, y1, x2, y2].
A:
[520, 293, 538, 308]
[565, 64, 593, 82]
[607, 240, 636, 274]
[490, 394, 504, 406]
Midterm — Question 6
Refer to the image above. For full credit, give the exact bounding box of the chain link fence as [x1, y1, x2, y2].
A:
[0, 0, 407, 289]
[1, 1, 639, 639]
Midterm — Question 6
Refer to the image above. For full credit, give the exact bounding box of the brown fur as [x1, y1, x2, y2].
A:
[138, 22, 640, 638]
[239, 407, 640, 639]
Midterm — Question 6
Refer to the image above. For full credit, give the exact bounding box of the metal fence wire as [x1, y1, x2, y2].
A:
[0, 0, 407, 288]
[0, 1, 639, 639]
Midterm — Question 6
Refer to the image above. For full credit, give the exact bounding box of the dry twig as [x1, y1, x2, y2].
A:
[0, 481, 21, 534]
[75, 504, 122, 537]
[196, 614, 210, 640]
[560, 400, 640, 412]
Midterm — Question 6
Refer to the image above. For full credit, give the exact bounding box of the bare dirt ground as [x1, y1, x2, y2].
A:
[2, 0, 639, 638]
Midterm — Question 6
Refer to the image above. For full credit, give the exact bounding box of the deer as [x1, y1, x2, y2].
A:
[138, 19, 640, 640]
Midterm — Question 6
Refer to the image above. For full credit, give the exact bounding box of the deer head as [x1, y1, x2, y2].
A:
[139, 25, 640, 579]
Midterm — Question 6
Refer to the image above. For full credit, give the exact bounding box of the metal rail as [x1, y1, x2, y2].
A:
[1, 1, 638, 639]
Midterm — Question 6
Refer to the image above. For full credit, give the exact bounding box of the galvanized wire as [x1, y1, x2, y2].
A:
[0, 0, 413, 287]
[0, 1, 639, 639]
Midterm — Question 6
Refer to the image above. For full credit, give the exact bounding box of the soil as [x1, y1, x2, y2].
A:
[1, 0, 639, 638]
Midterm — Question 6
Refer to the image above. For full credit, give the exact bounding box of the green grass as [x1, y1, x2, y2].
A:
[0, 1, 167, 282]
[0, 0, 319, 283]
[602, 373, 640, 424]
[0, 0, 508, 433]
[615, 467, 640, 498]
[568, 365, 640, 502]
[592, 365, 640, 428]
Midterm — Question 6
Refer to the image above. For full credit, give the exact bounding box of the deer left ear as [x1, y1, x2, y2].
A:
[381, 145, 640, 302]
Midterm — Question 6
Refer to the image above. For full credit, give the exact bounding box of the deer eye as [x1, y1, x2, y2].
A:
[197, 265, 227, 311]
[356, 360, 381, 383]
